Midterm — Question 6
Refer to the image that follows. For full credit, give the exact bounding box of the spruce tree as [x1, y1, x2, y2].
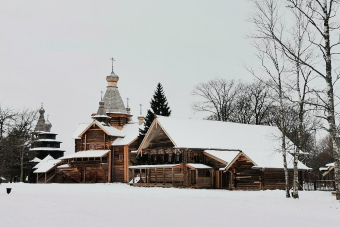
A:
[138, 83, 171, 145]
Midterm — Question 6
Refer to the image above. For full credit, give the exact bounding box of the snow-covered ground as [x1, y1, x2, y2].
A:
[0, 183, 339, 227]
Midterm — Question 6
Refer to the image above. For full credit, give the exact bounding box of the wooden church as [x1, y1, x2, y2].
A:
[34, 66, 142, 183]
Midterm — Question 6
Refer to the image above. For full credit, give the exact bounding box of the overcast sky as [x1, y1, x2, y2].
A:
[0, 0, 259, 154]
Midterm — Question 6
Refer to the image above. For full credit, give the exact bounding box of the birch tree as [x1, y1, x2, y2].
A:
[250, 0, 291, 198]
[253, 0, 340, 199]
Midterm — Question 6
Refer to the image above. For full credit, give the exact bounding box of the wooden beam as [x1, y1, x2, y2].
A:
[84, 133, 87, 151]
[132, 169, 135, 184]
[108, 150, 112, 182]
[124, 145, 129, 183]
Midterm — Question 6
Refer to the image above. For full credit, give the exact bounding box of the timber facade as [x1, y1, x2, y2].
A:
[34, 68, 141, 184]
[132, 116, 310, 190]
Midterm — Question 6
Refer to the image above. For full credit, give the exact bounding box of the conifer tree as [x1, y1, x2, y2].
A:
[138, 83, 171, 144]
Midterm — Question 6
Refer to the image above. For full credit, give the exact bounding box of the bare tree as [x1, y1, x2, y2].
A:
[251, 0, 340, 199]
[192, 79, 239, 121]
[250, 0, 291, 198]
[0, 108, 37, 182]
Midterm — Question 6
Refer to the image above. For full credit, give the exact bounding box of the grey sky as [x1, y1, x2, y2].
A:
[0, 0, 257, 154]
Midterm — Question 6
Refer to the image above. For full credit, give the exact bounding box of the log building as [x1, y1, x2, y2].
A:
[34, 67, 142, 183]
[132, 116, 310, 190]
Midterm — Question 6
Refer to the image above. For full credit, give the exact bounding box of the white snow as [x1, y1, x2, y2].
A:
[72, 123, 90, 139]
[32, 155, 55, 169]
[154, 116, 310, 170]
[37, 131, 58, 135]
[111, 122, 139, 146]
[33, 160, 61, 173]
[129, 164, 178, 169]
[60, 150, 110, 159]
[57, 164, 70, 169]
[96, 121, 125, 137]
[204, 150, 241, 166]
[33, 139, 62, 143]
[0, 184, 339, 227]
[29, 157, 42, 163]
[326, 162, 335, 167]
[185, 163, 212, 169]
[29, 147, 65, 151]
[0, 177, 5, 180]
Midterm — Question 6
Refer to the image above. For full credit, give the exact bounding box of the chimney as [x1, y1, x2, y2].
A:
[138, 104, 144, 125]
[126, 107, 132, 122]
[138, 116, 144, 125]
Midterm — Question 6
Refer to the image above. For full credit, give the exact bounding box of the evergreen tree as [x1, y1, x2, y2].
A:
[138, 83, 171, 145]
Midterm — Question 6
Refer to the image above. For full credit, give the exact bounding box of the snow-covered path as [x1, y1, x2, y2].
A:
[0, 183, 339, 227]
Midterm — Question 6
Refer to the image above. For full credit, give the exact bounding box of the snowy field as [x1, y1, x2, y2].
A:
[0, 183, 339, 227]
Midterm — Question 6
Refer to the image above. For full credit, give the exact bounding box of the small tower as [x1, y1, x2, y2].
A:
[101, 58, 132, 129]
[138, 104, 144, 125]
[30, 104, 65, 160]
[92, 95, 110, 123]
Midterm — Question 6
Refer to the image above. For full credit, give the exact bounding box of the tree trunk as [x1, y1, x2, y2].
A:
[323, 4, 340, 200]
[278, 76, 290, 198]
[20, 147, 24, 182]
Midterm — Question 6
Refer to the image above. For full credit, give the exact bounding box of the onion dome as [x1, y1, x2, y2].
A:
[45, 117, 52, 132]
[34, 104, 46, 132]
[106, 71, 119, 87]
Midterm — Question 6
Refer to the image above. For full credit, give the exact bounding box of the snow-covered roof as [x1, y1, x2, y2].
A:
[33, 139, 62, 143]
[145, 116, 310, 170]
[129, 164, 178, 169]
[36, 131, 58, 135]
[60, 150, 110, 159]
[326, 162, 334, 167]
[185, 163, 212, 169]
[57, 164, 70, 169]
[92, 115, 111, 118]
[204, 150, 241, 164]
[76, 120, 124, 138]
[34, 160, 61, 173]
[72, 123, 90, 139]
[0, 177, 6, 180]
[30, 157, 42, 163]
[319, 167, 329, 171]
[30, 147, 65, 152]
[33, 155, 55, 169]
[112, 122, 140, 146]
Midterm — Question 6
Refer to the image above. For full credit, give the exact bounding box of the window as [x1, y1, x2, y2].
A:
[175, 153, 180, 162]
[168, 153, 173, 163]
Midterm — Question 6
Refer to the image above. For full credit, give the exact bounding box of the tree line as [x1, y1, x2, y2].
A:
[0, 106, 37, 182]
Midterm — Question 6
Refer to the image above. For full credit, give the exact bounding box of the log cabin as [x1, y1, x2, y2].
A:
[34, 68, 142, 183]
[132, 116, 311, 190]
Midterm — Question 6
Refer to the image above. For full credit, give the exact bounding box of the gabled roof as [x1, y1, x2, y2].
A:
[111, 122, 140, 146]
[77, 120, 124, 138]
[34, 160, 61, 173]
[33, 155, 55, 169]
[139, 116, 310, 170]
[203, 150, 256, 171]
[72, 123, 90, 139]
